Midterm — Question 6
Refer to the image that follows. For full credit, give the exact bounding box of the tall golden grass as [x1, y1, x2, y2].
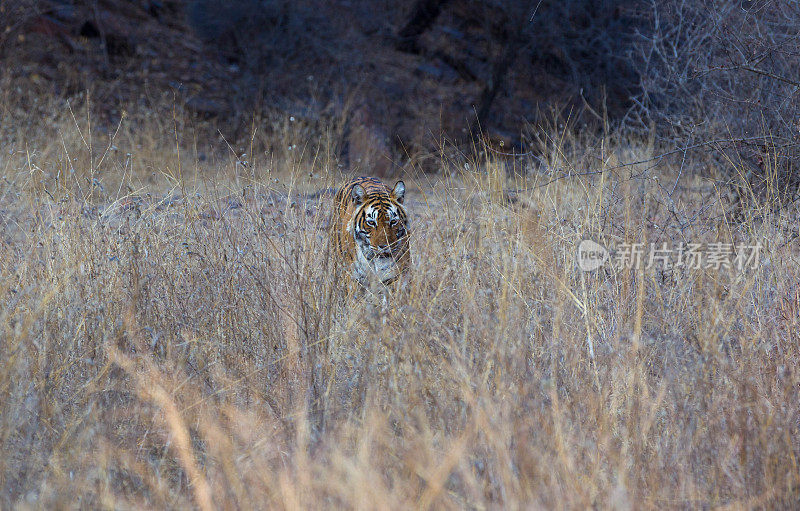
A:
[1, 98, 799, 509]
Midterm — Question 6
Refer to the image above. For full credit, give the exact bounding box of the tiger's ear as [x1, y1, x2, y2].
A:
[391, 180, 405, 204]
[351, 184, 366, 205]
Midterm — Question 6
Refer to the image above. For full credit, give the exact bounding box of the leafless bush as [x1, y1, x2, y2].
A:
[630, 0, 800, 210]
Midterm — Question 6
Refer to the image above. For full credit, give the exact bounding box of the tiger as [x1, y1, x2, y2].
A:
[331, 176, 411, 287]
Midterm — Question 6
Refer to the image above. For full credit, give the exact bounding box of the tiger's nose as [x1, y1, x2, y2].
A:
[375, 245, 392, 257]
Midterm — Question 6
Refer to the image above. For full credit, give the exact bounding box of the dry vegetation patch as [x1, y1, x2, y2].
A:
[1, 113, 799, 508]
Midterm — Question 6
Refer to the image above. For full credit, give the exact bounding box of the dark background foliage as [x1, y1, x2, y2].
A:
[2, 0, 799, 189]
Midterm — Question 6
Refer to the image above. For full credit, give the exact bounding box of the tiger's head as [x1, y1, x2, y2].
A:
[348, 180, 410, 284]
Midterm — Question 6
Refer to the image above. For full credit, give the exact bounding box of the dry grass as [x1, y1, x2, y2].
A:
[1, 100, 799, 509]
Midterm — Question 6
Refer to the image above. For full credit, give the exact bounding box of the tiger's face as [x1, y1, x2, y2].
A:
[348, 181, 410, 284]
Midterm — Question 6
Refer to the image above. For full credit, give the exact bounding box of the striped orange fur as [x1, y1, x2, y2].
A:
[331, 177, 411, 286]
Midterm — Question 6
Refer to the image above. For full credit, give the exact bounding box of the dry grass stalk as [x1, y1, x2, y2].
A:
[1, 100, 799, 508]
